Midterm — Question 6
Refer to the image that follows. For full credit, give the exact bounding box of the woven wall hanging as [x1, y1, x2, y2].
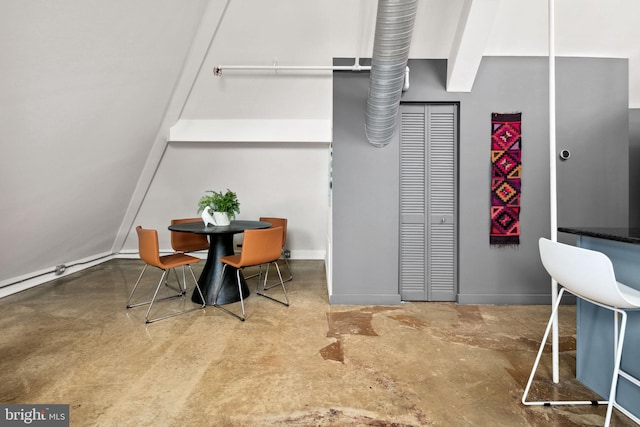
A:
[490, 112, 521, 246]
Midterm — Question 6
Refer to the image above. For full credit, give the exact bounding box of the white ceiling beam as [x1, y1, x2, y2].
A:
[447, 0, 501, 92]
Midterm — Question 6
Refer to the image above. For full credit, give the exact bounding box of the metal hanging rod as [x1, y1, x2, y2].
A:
[213, 63, 410, 91]
[213, 64, 371, 76]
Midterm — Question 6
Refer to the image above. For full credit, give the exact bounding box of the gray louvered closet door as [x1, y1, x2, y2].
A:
[400, 104, 457, 301]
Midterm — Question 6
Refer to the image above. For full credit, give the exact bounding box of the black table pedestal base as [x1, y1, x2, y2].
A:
[191, 233, 250, 305]
[168, 220, 271, 307]
[192, 266, 250, 306]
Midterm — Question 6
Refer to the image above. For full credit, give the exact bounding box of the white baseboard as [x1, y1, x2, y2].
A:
[117, 249, 326, 260]
[0, 251, 115, 299]
[0, 248, 327, 300]
[116, 250, 208, 259]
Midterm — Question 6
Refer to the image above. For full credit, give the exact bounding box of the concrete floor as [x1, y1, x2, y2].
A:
[0, 259, 637, 426]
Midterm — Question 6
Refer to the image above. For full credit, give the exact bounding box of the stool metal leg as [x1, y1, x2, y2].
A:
[606, 309, 640, 426]
[604, 310, 626, 426]
[523, 288, 640, 427]
[522, 288, 608, 407]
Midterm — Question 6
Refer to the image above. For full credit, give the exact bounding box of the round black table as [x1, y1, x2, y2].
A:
[168, 220, 271, 305]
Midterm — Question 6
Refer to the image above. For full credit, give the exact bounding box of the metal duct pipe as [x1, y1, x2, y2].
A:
[365, 0, 418, 147]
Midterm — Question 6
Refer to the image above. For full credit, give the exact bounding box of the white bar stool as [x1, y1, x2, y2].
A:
[522, 238, 640, 426]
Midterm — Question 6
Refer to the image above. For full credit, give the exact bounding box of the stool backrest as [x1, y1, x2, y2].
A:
[538, 238, 630, 308]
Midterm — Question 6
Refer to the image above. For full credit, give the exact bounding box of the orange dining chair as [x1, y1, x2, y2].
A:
[240, 217, 293, 288]
[170, 217, 209, 291]
[214, 226, 289, 321]
[127, 226, 205, 323]
[171, 218, 210, 253]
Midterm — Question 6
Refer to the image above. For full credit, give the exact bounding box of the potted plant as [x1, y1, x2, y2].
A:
[197, 189, 240, 226]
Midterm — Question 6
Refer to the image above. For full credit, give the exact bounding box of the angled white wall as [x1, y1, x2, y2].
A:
[0, 0, 209, 286]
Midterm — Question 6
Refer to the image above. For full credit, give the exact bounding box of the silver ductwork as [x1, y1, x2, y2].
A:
[365, 0, 418, 147]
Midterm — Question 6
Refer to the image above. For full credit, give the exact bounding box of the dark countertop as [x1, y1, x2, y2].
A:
[558, 226, 640, 245]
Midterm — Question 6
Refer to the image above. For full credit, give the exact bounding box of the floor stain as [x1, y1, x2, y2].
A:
[319, 340, 344, 363]
[455, 304, 485, 324]
[388, 314, 429, 330]
[321, 310, 381, 363]
[326, 310, 378, 338]
[276, 408, 422, 426]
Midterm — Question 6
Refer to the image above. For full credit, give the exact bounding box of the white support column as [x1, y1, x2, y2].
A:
[548, 0, 560, 384]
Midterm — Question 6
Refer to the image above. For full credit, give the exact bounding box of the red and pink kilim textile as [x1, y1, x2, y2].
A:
[490, 113, 521, 245]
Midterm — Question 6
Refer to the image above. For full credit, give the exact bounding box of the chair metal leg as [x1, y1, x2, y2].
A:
[126, 264, 148, 308]
[145, 266, 205, 323]
[213, 264, 246, 321]
[236, 268, 246, 319]
[127, 264, 184, 308]
[256, 261, 289, 306]
[127, 264, 205, 323]
[189, 265, 206, 310]
[127, 265, 184, 309]
[145, 270, 169, 321]
[262, 256, 292, 290]
[282, 255, 293, 282]
[178, 266, 188, 293]
[163, 267, 186, 294]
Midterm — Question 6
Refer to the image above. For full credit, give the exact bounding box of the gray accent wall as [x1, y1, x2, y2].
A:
[630, 108, 640, 227]
[555, 58, 629, 230]
[332, 56, 629, 305]
[331, 67, 401, 305]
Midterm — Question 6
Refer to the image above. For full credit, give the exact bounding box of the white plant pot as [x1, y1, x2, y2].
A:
[201, 206, 231, 226]
[213, 212, 231, 226]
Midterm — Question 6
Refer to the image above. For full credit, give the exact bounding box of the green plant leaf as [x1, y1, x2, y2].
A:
[197, 189, 240, 218]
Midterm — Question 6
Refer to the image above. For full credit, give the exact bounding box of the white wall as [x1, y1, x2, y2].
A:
[0, 0, 209, 284]
[121, 142, 330, 259]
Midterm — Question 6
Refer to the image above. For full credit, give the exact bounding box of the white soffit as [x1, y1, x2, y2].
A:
[447, 0, 501, 92]
[169, 119, 332, 143]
